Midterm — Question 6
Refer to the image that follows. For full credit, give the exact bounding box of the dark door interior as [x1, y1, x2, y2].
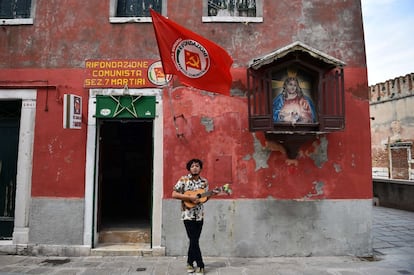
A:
[0, 100, 21, 239]
[97, 119, 153, 230]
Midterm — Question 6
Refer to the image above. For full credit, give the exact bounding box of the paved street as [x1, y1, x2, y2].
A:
[0, 206, 413, 274]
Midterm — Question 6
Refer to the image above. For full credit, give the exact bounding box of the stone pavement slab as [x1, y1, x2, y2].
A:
[0, 254, 412, 275]
[0, 206, 412, 274]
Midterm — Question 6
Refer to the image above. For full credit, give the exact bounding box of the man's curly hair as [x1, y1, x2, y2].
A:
[186, 159, 203, 171]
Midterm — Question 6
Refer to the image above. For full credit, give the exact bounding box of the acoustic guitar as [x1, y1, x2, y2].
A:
[183, 183, 232, 209]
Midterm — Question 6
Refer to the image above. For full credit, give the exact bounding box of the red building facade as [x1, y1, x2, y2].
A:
[0, 0, 372, 256]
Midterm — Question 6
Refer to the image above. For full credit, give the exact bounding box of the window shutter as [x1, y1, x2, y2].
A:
[319, 68, 345, 131]
[247, 69, 273, 131]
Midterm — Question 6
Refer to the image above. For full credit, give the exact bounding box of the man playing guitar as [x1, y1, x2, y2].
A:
[172, 159, 217, 274]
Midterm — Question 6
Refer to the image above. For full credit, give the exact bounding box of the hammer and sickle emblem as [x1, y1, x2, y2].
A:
[185, 52, 201, 69]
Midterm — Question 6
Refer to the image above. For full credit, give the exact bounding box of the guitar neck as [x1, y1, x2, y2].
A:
[198, 190, 214, 198]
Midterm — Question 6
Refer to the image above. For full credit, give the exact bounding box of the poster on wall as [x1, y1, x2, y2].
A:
[63, 94, 82, 129]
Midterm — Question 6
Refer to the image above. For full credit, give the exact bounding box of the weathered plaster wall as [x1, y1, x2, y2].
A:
[1, 1, 365, 70]
[159, 1, 371, 201]
[29, 198, 84, 245]
[159, 0, 372, 256]
[163, 84, 371, 200]
[163, 199, 372, 257]
[0, 0, 372, 256]
[0, 69, 87, 197]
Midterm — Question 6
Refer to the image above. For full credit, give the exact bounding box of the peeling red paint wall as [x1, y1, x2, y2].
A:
[0, 69, 87, 197]
[162, 1, 371, 200]
[0, 1, 371, 200]
[163, 71, 372, 200]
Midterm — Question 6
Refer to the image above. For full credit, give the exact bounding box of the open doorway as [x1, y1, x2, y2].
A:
[0, 100, 21, 239]
[96, 119, 153, 243]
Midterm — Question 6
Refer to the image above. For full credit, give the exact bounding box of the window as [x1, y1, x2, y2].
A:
[116, 0, 161, 17]
[109, 0, 164, 23]
[0, 0, 33, 25]
[202, 0, 263, 22]
[388, 142, 413, 180]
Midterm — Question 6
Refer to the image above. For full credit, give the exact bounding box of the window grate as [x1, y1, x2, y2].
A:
[116, 0, 162, 17]
[208, 0, 257, 17]
[0, 0, 32, 19]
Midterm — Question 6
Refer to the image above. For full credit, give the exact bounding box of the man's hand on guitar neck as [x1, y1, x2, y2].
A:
[213, 188, 228, 195]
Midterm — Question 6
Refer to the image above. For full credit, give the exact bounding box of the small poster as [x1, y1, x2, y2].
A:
[63, 94, 82, 129]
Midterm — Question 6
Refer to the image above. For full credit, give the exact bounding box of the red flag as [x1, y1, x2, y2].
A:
[150, 9, 233, 96]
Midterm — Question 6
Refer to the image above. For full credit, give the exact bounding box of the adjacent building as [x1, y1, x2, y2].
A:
[370, 73, 414, 211]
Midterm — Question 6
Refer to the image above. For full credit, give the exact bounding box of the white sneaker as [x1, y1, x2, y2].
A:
[186, 264, 195, 273]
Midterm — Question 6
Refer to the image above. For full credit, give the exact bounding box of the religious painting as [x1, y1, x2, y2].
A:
[272, 67, 318, 124]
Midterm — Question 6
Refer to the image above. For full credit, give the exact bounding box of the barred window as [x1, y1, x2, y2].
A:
[203, 0, 263, 22]
[110, 0, 164, 23]
[116, 0, 161, 17]
[0, 0, 32, 19]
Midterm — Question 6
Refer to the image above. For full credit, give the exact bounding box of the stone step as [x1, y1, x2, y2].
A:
[99, 228, 151, 244]
[91, 243, 153, 256]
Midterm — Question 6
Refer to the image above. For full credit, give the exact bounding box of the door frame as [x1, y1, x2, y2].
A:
[0, 89, 36, 245]
[96, 118, 154, 232]
[83, 88, 164, 250]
